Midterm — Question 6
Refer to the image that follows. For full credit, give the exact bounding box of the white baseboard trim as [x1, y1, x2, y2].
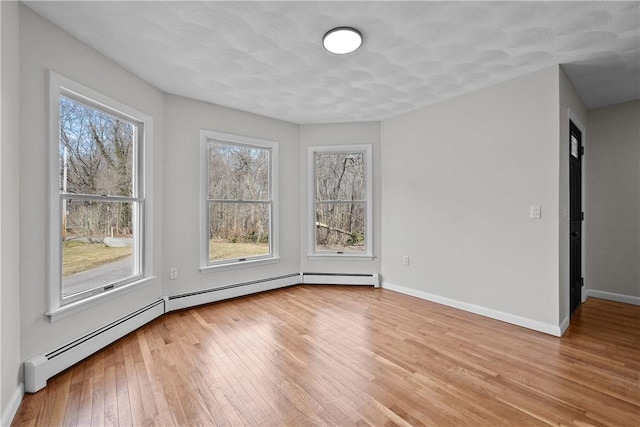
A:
[586, 289, 640, 306]
[559, 316, 570, 335]
[1, 383, 24, 427]
[381, 282, 563, 337]
[165, 273, 301, 312]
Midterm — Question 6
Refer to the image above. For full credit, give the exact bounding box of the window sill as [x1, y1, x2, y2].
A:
[46, 276, 155, 322]
[307, 253, 375, 261]
[200, 257, 280, 273]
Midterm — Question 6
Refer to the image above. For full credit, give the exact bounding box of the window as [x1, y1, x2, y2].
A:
[200, 130, 279, 270]
[308, 145, 373, 258]
[48, 72, 152, 315]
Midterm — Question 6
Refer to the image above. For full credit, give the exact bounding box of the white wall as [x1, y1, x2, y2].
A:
[380, 66, 563, 333]
[1, 2, 23, 424]
[19, 4, 164, 360]
[299, 122, 382, 275]
[162, 94, 300, 296]
[558, 67, 588, 326]
[586, 101, 640, 301]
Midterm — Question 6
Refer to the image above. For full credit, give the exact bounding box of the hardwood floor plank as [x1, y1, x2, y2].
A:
[75, 374, 94, 426]
[90, 367, 105, 427]
[122, 340, 147, 426]
[11, 287, 640, 426]
[134, 327, 168, 426]
[47, 369, 73, 426]
[151, 343, 190, 426]
[103, 363, 118, 426]
[114, 350, 133, 427]
[33, 383, 56, 425]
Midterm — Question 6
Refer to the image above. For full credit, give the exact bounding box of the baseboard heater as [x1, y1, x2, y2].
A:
[165, 273, 301, 311]
[302, 272, 380, 287]
[23, 272, 374, 393]
[24, 299, 165, 393]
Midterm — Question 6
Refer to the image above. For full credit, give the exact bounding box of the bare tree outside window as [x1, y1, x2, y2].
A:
[206, 140, 272, 262]
[314, 152, 366, 252]
[59, 95, 141, 299]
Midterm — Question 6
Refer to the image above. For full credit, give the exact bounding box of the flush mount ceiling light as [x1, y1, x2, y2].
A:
[323, 27, 363, 54]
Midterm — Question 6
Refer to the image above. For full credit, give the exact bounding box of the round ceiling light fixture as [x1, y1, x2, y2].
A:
[322, 27, 363, 54]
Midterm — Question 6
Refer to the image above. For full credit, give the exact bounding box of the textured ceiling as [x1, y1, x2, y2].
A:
[24, 1, 640, 124]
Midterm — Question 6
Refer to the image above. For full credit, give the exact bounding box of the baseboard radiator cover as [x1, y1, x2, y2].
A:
[302, 272, 380, 287]
[24, 299, 165, 393]
[165, 273, 301, 311]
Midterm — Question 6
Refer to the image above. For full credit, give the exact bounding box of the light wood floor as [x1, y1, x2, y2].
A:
[12, 286, 640, 426]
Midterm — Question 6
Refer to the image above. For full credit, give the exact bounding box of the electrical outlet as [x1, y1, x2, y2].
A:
[530, 205, 541, 219]
[403, 256, 409, 266]
[170, 267, 178, 280]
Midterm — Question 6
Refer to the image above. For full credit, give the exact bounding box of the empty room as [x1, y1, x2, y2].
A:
[1, 1, 639, 426]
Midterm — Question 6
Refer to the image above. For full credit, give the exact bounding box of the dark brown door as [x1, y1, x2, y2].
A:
[569, 121, 583, 316]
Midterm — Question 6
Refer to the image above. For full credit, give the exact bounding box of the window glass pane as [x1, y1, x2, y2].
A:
[315, 202, 365, 252]
[209, 202, 270, 261]
[315, 152, 365, 201]
[62, 199, 137, 297]
[208, 141, 270, 201]
[59, 95, 135, 197]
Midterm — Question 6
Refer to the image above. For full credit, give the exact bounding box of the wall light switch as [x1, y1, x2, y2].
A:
[403, 256, 409, 266]
[170, 267, 178, 280]
[530, 205, 541, 219]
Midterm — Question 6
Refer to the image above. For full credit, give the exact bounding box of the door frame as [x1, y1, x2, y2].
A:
[568, 110, 587, 312]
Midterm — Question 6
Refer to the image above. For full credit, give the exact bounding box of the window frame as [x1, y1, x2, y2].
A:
[308, 144, 373, 259]
[200, 130, 279, 272]
[47, 71, 154, 321]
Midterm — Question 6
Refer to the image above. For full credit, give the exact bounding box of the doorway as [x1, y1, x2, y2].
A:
[569, 120, 583, 316]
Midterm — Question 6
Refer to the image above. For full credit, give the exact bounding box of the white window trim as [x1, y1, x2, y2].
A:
[308, 144, 373, 259]
[47, 71, 154, 321]
[199, 129, 279, 272]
